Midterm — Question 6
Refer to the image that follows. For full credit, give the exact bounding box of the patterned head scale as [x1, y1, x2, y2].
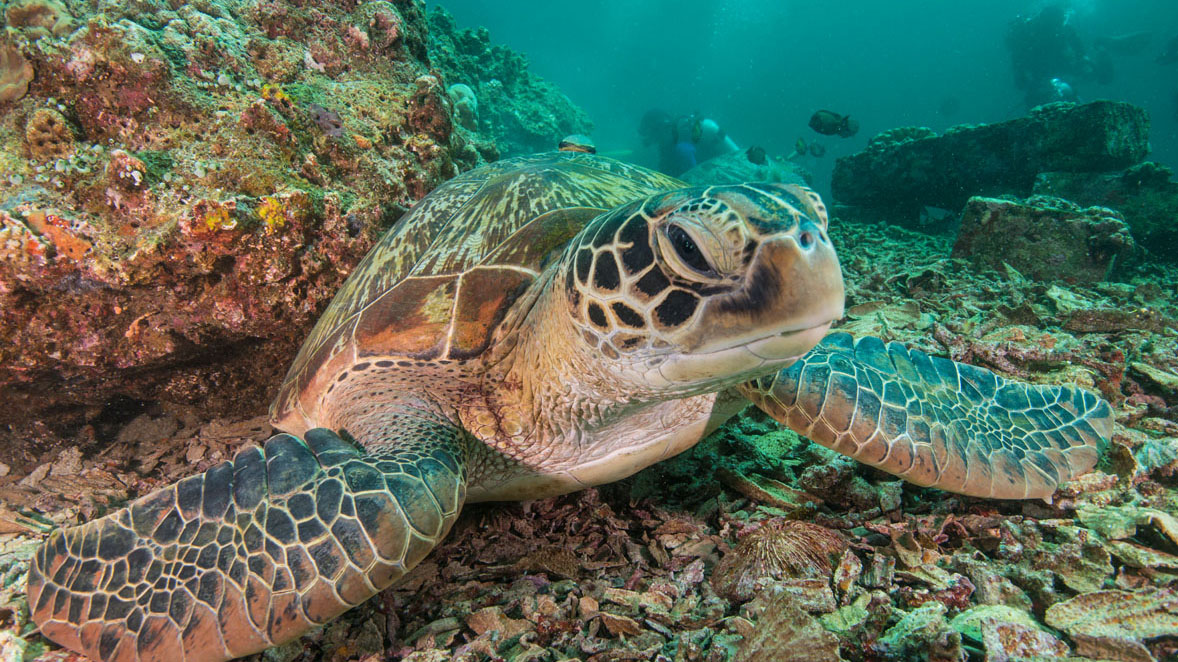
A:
[562, 182, 845, 390]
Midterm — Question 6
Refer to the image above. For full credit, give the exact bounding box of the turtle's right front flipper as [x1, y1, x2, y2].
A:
[27, 426, 467, 662]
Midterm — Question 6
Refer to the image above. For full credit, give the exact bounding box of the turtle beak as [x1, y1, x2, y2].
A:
[679, 216, 845, 356]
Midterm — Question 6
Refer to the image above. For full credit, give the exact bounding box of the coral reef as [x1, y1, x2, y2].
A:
[0, 0, 530, 444]
[951, 195, 1136, 283]
[831, 101, 1149, 227]
[427, 6, 592, 157]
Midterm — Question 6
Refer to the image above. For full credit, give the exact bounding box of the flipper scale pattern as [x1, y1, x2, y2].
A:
[742, 332, 1112, 499]
[28, 426, 467, 662]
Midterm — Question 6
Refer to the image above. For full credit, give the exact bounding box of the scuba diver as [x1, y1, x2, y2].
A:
[1004, 4, 1102, 108]
[638, 110, 740, 176]
[1025, 76, 1080, 106]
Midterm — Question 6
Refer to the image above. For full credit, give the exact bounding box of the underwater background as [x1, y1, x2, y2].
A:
[0, 0, 1177, 660]
[431, 0, 1178, 195]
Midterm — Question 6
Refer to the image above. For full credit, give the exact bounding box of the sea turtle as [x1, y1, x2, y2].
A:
[27, 152, 1111, 662]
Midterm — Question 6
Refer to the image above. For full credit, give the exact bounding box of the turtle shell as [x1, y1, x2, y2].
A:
[271, 152, 682, 427]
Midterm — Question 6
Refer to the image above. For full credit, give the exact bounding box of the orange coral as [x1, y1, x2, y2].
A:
[24, 211, 92, 260]
[202, 206, 234, 232]
[0, 212, 50, 265]
[712, 519, 849, 602]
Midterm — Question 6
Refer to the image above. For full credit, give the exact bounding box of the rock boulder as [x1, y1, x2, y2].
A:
[832, 101, 1150, 228]
[1033, 162, 1178, 261]
[951, 196, 1135, 283]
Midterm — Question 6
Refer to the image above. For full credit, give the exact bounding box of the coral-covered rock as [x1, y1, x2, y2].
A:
[427, 7, 592, 157]
[0, 0, 582, 445]
[1026, 525, 1114, 594]
[736, 589, 844, 662]
[951, 195, 1135, 283]
[874, 602, 965, 662]
[446, 82, 478, 131]
[1034, 162, 1178, 261]
[0, 40, 33, 104]
[981, 621, 1070, 661]
[23, 108, 74, 161]
[1045, 588, 1178, 662]
[946, 555, 1033, 610]
[5, 0, 75, 38]
[832, 101, 1150, 227]
[949, 605, 1042, 642]
[951, 605, 1071, 661]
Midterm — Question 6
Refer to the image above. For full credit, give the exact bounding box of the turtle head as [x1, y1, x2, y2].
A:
[563, 183, 844, 393]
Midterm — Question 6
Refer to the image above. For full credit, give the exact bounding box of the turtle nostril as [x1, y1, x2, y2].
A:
[798, 231, 815, 250]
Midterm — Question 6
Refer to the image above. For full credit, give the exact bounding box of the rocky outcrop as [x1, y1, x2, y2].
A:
[1034, 162, 1178, 261]
[831, 101, 1150, 227]
[951, 196, 1135, 283]
[0, 0, 568, 441]
[427, 7, 592, 158]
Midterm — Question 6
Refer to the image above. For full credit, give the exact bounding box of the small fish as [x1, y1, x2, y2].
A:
[808, 142, 826, 158]
[809, 110, 859, 138]
[746, 145, 767, 165]
[794, 137, 807, 155]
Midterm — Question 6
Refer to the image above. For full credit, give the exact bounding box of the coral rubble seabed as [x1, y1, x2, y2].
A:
[0, 2, 1177, 662]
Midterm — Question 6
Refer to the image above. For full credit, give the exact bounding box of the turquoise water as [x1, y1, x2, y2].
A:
[431, 0, 1178, 196]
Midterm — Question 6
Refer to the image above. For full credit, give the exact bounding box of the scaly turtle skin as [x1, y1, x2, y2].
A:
[27, 152, 1112, 662]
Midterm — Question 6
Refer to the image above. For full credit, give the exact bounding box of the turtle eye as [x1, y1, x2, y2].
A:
[666, 223, 715, 276]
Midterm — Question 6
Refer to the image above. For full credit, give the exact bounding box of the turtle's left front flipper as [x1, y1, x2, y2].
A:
[27, 425, 467, 662]
[740, 333, 1113, 500]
